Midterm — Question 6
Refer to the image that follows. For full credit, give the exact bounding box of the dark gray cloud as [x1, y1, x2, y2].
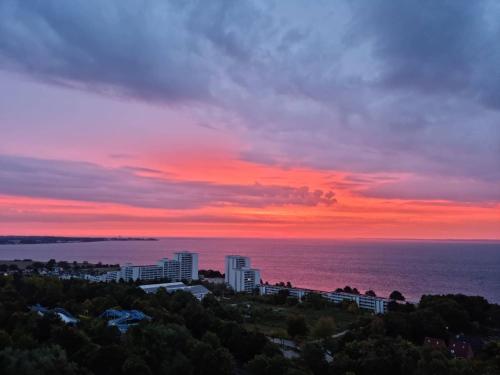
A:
[0, 154, 336, 208]
[348, 0, 500, 107]
[0, 0, 499, 201]
[0, 0, 214, 103]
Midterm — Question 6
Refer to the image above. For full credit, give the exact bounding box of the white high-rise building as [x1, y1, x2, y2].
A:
[225, 255, 260, 292]
[233, 267, 261, 293]
[225, 255, 250, 284]
[158, 258, 181, 281]
[174, 252, 199, 281]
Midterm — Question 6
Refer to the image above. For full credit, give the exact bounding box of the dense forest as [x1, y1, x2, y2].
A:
[0, 274, 499, 375]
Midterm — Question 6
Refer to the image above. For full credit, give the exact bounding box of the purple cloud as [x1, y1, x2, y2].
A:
[0, 0, 499, 204]
[0, 154, 336, 209]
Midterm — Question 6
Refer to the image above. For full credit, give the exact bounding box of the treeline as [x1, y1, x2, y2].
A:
[0, 274, 300, 375]
[320, 294, 500, 375]
[0, 236, 157, 245]
[0, 274, 499, 375]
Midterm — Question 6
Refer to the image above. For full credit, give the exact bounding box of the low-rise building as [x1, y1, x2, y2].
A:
[325, 291, 389, 314]
[259, 284, 311, 300]
[139, 281, 211, 300]
[259, 284, 390, 314]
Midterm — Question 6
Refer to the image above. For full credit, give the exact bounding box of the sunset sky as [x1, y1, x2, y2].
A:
[0, 0, 499, 239]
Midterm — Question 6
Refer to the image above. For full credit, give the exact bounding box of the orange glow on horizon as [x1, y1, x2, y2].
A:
[1, 151, 499, 240]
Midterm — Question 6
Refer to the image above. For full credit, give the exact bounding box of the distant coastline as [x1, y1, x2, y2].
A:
[0, 236, 158, 245]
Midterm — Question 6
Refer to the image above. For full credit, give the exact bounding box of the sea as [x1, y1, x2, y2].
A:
[1, 238, 499, 303]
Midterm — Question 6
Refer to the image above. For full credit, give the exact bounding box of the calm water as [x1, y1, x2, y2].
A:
[1, 238, 499, 303]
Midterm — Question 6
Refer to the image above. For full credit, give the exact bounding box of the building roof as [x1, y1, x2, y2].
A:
[100, 309, 151, 333]
[139, 282, 210, 299]
[188, 284, 210, 295]
[139, 282, 185, 290]
[30, 304, 79, 324]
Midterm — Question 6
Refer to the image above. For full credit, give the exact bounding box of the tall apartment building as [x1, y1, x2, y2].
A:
[225, 255, 250, 284]
[225, 255, 260, 293]
[233, 267, 261, 293]
[114, 252, 199, 282]
[158, 258, 181, 280]
[174, 252, 199, 281]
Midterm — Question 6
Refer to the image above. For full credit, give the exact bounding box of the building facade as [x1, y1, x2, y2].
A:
[225, 255, 260, 292]
[88, 252, 199, 283]
[224, 255, 250, 284]
[233, 267, 261, 293]
[174, 252, 199, 281]
[259, 284, 389, 314]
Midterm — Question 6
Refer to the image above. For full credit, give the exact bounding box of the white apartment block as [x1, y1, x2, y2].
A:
[324, 291, 389, 314]
[233, 267, 261, 293]
[158, 258, 181, 280]
[225, 255, 260, 292]
[88, 252, 200, 283]
[259, 284, 309, 300]
[259, 284, 389, 314]
[225, 255, 250, 284]
[174, 252, 199, 281]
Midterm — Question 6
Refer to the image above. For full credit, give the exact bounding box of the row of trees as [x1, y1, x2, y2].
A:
[0, 274, 499, 375]
[0, 275, 287, 375]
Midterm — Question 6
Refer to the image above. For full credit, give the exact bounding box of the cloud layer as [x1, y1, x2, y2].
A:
[0, 154, 336, 209]
[0, 0, 499, 204]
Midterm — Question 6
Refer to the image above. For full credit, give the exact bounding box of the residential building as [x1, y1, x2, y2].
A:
[259, 284, 310, 299]
[139, 281, 210, 300]
[94, 252, 199, 283]
[324, 291, 389, 314]
[225, 255, 250, 284]
[232, 267, 261, 293]
[174, 252, 199, 280]
[120, 263, 163, 281]
[259, 284, 390, 314]
[225, 255, 260, 293]
[158, 257, 181, 280]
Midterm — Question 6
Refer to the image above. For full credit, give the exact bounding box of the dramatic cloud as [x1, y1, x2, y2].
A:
[0, 154, 336, 209]
[0, 0, 499, 204]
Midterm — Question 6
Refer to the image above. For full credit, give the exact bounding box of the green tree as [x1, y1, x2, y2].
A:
[311, 316, 336, 339]
[246, 354, 290, 375]
[122, 356, 152, 375]
[287, 315, 308, 338]
[0, 329, 12, 349]
[390, 290, 405, 301]
[365, 290, 377, 297]
[0, 345, 82, 375]
[302, 343, 329, 375]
